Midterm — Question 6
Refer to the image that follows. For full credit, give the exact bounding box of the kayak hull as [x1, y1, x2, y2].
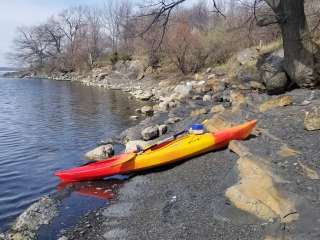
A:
[55, 120, 256, 182]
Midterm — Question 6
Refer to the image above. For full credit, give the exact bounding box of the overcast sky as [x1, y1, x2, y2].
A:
[0, 0, 107, 67]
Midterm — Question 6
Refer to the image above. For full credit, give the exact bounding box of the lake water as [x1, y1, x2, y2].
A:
[0, 78, 140, 233]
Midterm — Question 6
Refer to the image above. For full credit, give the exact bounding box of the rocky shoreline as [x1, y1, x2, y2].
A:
[2, 48, 320, 240]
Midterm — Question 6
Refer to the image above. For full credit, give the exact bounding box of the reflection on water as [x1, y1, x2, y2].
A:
[0, 78, 141, 232]
[57, 179, 124, 201]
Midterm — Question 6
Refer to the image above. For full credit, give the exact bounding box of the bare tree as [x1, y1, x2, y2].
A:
[102, 0, 131, 54]
[12, 26, 50, 68]
[140, 0, 319, 87]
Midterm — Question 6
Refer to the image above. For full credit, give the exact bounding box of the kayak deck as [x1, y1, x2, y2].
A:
[55, 120, 256, 182]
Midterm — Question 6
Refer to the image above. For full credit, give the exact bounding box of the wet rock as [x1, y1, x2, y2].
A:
[202, 95, 212, 102]
[85, 144, 114, 161]
[259, 96, 293, 112]
[158, 124, 168, 135]
[304, 108, 320, 131]
[141, 106, 154, 116]
[141, 126, 159, 140]
[9, 196, 58, 240]
[125, 140, 149, 153]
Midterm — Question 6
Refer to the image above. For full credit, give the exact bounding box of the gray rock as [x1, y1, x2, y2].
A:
[258, 49, 289, 95]
[85, 144, 114, 160]
[10, 196, 58, 240]
[158, 124, 168, 135]
[125, 140, 150, 152]
[173, 84, 192, 99]
[141, 126, 159, 140]
[141, 106, 154, 116]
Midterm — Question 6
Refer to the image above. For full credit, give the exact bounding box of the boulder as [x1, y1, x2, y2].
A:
[141, 126, 159, 140]
[85, 144, 114, 161]
[304, 108, 320, 131]
[258, 49, 289, 95]
[141, 106, 154, 116]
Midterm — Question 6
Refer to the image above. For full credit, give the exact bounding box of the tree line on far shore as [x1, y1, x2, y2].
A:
[10, 0, 320, 79]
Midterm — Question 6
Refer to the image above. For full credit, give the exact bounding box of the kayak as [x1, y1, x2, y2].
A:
[55, 120, 256, 182]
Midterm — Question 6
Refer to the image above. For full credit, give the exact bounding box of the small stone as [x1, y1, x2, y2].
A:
[57, 236, 68, 240]
[141, 106, 154, 116]
[166, 117, 181, 124]
[202, 95, 212, 102]
[158, 125, 168, 135]
[130, 115, 138, 120]
[141, 126, 159, 140]
[304, 108, 320, 131]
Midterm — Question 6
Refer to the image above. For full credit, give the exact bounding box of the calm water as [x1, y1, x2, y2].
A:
[0, 78, 140, 232]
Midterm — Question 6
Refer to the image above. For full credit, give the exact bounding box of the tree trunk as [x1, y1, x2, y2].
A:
[273, 0, 320, 87]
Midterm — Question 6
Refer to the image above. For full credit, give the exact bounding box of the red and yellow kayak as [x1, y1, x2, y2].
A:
[55, 120, 256, 182]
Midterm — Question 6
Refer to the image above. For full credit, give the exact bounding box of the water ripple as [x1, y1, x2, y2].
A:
[0, 78, 140, 232]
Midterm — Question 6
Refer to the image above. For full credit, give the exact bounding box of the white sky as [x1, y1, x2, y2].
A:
[0, 0, 107, 67]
